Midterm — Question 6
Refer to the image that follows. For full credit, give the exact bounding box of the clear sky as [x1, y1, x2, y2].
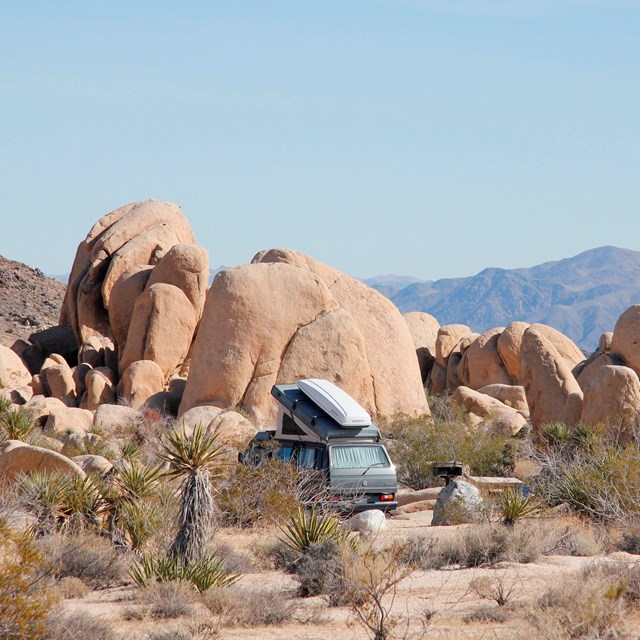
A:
[1, 0, 638, 281]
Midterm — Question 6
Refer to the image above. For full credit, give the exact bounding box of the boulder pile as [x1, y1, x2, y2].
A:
[2, 198, 640, 489]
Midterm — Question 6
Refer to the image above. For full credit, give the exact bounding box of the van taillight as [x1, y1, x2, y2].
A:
[380, 494, 394, 502]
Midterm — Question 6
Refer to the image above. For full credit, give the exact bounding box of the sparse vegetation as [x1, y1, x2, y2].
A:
[386, 400, 516, 490]
[0, 516, 57, 640]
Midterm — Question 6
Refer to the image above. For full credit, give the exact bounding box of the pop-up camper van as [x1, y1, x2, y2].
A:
[239, 379, 398, 512]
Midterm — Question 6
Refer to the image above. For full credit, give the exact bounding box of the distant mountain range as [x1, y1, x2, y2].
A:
[364, 246, 640, 352]
[49, 248, 640, 353]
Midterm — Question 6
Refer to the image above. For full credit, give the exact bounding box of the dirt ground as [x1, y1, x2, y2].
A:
[57, 508, 640, 640]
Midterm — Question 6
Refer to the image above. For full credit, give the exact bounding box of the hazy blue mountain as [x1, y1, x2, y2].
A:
[366, 246, 640, 352]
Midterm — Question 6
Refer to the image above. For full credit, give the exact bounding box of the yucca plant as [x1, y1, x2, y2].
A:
[63, 474, 106, 531]
[0, 407, 36, 442]
[129, 551, 239, 593]
[15, 471, 73, 534]
[100, 460, 164, 547]
[278, 504, 356, 554]
[501, 488, 544, 527]
[158, 424, 225, 564]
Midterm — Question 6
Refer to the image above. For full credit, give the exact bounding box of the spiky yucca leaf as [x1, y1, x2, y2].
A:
[15, 471, 73, 533]
[277, 505, 356, 554]
[128, 551, 239, 592]
[158, 423, 225, 479]
[501, 489, 544, 526]
[113, 460, 164, 502]
[0, 408, 36, 441]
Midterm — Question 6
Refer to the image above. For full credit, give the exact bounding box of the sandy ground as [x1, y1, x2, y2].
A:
[56, 508, 640, 640]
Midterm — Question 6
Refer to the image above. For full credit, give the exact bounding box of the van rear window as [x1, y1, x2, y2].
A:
[330, 446, 389, 469]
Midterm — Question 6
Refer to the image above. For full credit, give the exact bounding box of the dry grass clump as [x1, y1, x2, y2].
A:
[43, 610, 116, 640]
[36, 532, 126, 588]
[462, 605, 508, 624]
[201, 586, 297, 627]
[55, 576, 89, 599]
[519, 562, 638, 639]
[403, 523, 544, 570]
[142, 581, 198, 619]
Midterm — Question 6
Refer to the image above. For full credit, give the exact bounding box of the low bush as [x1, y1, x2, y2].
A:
[402, 524, 546, 570]
[0, 517, 57, 640]
[43, 610, 115, 640]
[37, 532, 126, 588]
[215, 460, 310, 528]
[143, 581, 197, 619]
[386, 401, 516, 490]
[201, 586, 297, 627]
[294, 540, 348, 597]
[533, 429, 640, 523]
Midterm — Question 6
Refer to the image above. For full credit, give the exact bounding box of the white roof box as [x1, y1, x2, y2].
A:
[296, 379, 372, 428]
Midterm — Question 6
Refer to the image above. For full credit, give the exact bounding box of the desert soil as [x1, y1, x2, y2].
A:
[58, 509, 640, 640]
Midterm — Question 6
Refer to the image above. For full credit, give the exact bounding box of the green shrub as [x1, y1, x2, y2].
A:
[533, 428, 640, 522]
[0, 517, 57, 640]
[386, 402, 516, 490]
[215, 460, 309, 528]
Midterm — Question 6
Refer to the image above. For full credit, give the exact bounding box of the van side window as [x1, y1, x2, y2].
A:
[274, 445, 294, 462]
[297, 447, 317, 469]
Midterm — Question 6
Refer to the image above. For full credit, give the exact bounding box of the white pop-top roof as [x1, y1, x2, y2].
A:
[296, 378, 372, 428]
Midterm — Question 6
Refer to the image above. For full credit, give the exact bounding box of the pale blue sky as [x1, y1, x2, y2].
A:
[1, 0, 638, 280]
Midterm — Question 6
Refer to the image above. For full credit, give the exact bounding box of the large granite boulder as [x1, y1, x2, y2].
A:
[0, 440, 85, 481]
[459, 328, 512, 390]
[403, 312, 440, 383]
[520, 327, 583, 432]
[180, 251, 428, 423]
[611, 305, 640, 375]
[432, 479, 483, 526]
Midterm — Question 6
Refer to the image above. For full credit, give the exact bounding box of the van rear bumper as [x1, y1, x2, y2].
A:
[318, 495, 398, 514]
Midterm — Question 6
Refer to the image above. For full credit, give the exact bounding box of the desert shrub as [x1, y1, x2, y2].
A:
[294, 539, 347, 597]
[619, 524, 640, 554]
[386, 404, 516, 490]
[533, 428, 640, 522]
[462, 605, 507, 624]
[43, 610, 115, 640]
[523, 564, 637, 640]
[129, 551, 239, 593]
[200, 586, 296, 627]
[37, 532, 126, 587]
[255, 538, 301, 572]
[0, 517, 57, 640]
[402, 524, 545, 570]
[342, 545, 412, 640]
[142, 581, 197, 619]
[211, 542, 255, 573]
[215, 459, 311, 527]
[56, 576, 89, 599]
